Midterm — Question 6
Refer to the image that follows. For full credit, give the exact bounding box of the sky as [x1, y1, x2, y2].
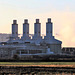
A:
[0, 0, 75, 47]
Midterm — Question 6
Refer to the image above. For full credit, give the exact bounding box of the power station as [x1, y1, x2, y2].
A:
[0, 18, 62, 60]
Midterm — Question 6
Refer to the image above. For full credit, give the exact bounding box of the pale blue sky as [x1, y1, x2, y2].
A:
[0, 0, 75, 13]
[0, 0, 75, 47]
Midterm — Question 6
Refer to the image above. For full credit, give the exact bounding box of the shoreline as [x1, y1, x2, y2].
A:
[0, 65, 75, 68]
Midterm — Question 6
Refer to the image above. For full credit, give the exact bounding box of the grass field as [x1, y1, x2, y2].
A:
[0, 62, 75, 65]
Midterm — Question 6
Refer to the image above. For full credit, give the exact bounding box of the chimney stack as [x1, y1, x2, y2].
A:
[46, 18, 53, 37]
[22, 19, 30, 39]
[34, 19, 41, 37]
[12, 20, 18, 38]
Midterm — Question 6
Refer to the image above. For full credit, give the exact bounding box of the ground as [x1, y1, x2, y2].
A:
[0, 62, 75, 67]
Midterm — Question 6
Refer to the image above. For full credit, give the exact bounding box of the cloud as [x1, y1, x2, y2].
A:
[50, 11, 75, 47]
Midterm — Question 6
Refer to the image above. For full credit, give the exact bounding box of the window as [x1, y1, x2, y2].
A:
[47, 31, 48, 33]
[16, 32, 17, 34]
[21, 50, 28, 54]
[13, 42, 18, 44]
[25, 42, 30, 44]
[24, 32, 25, 34]
[29, 50, 42, 54]
[38, 32, 40, 33]
[12, 32, 14, 34]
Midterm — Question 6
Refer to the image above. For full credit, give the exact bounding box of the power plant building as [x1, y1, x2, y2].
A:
[0, 18, 62, 60]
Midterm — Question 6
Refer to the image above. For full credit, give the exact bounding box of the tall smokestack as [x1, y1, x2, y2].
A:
[22, 19, 30, 40]
[12, 20, 18, 38]
[32, 19, 42, 44]
[44, 18, 53, 40]
[46, 18, 53, 37]
[34, 19, 41, 37]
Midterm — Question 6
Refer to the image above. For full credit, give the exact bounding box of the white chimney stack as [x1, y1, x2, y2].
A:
[12, 20, 18, 39]
[46, 18, 53, 37]
[23, 19, 29, 37]
[32, 19, 42, 44]
[22, 19, 30, 40]
[34, 19, 41, 37]
[32, 19, 42, 39]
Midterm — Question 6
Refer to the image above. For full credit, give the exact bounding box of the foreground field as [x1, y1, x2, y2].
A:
[0, 62, 75, 65]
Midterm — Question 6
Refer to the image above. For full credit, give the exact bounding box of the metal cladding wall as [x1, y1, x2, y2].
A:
[12, 20, 18, 38]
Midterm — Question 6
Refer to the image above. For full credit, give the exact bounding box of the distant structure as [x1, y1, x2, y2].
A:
[62, 47, 75, 55]
[9, 18, 62, 53]
[0, 18, 62, 60]
[0, 33, 10, 42]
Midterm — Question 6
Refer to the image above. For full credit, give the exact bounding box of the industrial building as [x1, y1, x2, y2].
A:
[62, 47, 75, 55]
[0, 18, 62, 60]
